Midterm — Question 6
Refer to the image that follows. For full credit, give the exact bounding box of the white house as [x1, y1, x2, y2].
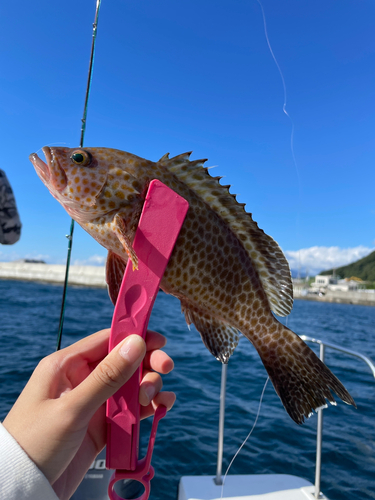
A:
[311, 275, 337, 288]
[310, 275, 362, 293]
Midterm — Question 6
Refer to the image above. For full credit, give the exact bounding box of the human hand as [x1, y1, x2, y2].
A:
[3, 329, 175, 500]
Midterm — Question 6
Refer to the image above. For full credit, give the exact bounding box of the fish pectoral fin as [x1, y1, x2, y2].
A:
[182, 303, 239, 364]
[114, 213, 138, 270]
[106, 250, 127, 305]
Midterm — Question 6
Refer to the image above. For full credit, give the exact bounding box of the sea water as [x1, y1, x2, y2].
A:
[0, 280, 374, 500]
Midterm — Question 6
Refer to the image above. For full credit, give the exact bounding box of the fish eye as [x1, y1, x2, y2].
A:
[71, 150, 92, 166]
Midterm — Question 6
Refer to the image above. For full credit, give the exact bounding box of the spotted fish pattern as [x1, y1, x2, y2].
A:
[30, 147, 355, 424]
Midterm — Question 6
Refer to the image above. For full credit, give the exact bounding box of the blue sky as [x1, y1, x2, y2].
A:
[0, 0, 374, 275]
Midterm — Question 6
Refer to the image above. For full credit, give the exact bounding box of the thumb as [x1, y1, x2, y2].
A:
[69, 334, 146, 420]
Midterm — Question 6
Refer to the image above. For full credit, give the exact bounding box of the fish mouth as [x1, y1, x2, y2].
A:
[29, 148, 50, 184]
[29, 147, 67, 191]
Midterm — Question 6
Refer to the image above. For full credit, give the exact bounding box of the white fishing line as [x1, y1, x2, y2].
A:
[220, 376, 269, 499]
[220, 7, 302, 495]
[34, 143, 69, 156]
[256, 0, 299, 186]
[256, 0, 302, 273]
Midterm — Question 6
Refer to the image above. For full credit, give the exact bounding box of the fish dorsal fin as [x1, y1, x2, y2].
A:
[159, 153, 293, 317]
[158, 152, 170, 162]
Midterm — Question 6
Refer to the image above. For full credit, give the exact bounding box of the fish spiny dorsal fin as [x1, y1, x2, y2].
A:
[158, 153, 170, 162]
[159, 154, 293, 317]
[166, 152, 193, 165]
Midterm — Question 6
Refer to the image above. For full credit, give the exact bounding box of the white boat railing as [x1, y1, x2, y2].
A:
[300, 336, 375, 499]
[214, 336, 375, 499]
[215, 363, 228, 485]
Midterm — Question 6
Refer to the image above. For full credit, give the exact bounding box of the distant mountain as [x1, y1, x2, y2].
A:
[320, 250, 375, 282]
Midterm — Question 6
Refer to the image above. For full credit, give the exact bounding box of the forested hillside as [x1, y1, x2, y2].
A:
[321, 250, 375, 282]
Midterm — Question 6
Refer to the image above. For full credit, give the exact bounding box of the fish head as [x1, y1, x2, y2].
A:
[30, 146, 109, 210]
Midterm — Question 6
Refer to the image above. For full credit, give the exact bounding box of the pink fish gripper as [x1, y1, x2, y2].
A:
[106, 179, 189, 500]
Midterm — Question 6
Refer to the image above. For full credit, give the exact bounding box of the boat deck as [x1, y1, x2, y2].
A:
[178, 474, 327, 500]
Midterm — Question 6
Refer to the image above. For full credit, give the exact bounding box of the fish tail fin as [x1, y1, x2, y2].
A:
[248, 322, 356, 424]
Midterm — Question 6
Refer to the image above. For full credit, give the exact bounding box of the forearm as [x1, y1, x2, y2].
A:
[0, 423, 58, 500]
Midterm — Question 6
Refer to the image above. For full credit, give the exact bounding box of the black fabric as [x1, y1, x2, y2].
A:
[0, 170, 22, 245]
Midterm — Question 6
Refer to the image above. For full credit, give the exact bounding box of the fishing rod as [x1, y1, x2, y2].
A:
[56, 0, 102, 351]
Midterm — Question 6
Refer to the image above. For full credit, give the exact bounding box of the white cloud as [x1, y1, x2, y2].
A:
[285, 246, 374, 276]
[73, 254, 106, 266]
[0, 250, 19, 262]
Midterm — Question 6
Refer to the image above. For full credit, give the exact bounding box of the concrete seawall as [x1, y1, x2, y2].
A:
[294, 288, 375, 307]
[0, 262, 106, 288]
[1, 262, 374, 306]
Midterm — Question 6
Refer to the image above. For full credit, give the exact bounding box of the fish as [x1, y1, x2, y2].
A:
[30, 146, 355, 424]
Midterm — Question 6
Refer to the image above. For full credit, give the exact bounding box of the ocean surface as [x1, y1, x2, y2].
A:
[0, 279, 374, 500]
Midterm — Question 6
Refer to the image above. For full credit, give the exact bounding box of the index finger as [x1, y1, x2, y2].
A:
[56, 329, 166, 370]
[54, 329, 111, 366]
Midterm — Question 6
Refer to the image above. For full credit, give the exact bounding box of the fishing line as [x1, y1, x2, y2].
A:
[256, 0, 299, 185]
[219, 6, 302, 493]
[35, 143, 68, 156]
[56, 0, 102, 351]
[220, 376, 269, 499]
[255, 0, 303, 276]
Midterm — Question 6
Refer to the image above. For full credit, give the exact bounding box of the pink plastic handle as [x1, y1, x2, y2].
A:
[106, 180, 189, 497]
[108, 405, 167, 500]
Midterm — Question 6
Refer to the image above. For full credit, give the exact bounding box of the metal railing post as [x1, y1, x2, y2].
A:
[300, 334, 375, 499]
[210, 334, 373, 494]
[315, 343, 325, 499]
[215, 363, 228, 485]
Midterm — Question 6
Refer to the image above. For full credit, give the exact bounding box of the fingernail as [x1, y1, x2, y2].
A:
[119, 335, 145, 364]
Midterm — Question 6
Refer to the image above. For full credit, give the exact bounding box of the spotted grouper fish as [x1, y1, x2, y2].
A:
[30, 147, 355, 424]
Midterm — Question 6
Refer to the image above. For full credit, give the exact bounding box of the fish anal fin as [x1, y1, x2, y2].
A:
[182, 303, 239, 364]
[249, 323, 356, 424]
[106, 250, 127, 305]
